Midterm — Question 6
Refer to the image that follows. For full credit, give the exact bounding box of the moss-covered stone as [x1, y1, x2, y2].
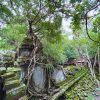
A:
[0, 67, 6, 75]
[1, 72, 15, 79]
[7, 84, 26, 100]
[5, 80, 20, 90]
[0, 61, 3, 65]
[7, 67, 21, 73]
[64, 69, 97, 100]
[49, 68, 88, 100]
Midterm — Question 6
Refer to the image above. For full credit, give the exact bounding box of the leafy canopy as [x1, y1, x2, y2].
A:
[0, 24, 26, 50]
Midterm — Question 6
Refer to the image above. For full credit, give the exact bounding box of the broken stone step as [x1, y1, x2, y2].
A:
[7, 67, 21, 72]
[0, 67, 6, 75]
[7, 84, 26, 100]
[5, 80, 20, 90]
[6, 75, 19, 81]
[1, 72, 15, 79]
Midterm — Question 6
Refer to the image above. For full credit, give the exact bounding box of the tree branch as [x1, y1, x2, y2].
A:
[86, 3, 100, 14]
[85, 13, 99, 43]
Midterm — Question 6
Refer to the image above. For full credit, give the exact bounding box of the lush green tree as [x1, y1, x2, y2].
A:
[0, 0, 99, 41]
[0, 24, 26, 50]
[63, 36, 78, 60]
[42, 36, 67, 64]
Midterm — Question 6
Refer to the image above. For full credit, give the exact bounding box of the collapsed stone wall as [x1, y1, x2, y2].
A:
[0, 51, 15, 68]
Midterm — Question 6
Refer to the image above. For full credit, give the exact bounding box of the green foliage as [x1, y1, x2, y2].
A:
[0, 24, 26, 50]
[86, 31, 99, 57]
[72, 29, 99, 58]
[70, 0, 82, 3]
[0, 0, 99, 64]
[0, 39, 15, 50]
[64, 45, 78, 59]
[93, 16, 100, 33]
[42, 35, 79, 64]
[45, 63, 54, 72]
[0, 1, 14, 22]
[38, 15, 62, 43]
[42, 37, 67, 64]
[63, 37, 78, 59]
[0, 4, 13, 17]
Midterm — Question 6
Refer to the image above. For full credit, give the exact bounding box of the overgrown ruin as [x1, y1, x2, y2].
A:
[16, 34, 66, 99]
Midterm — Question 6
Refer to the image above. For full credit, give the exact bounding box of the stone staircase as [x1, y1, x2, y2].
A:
[0, 67, 26, 100]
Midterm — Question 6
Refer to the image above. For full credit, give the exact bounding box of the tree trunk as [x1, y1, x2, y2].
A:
[85, 47, 100, 87]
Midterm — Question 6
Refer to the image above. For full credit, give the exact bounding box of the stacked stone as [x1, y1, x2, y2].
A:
[16, 37, 34, 80]
[0, 52, 15, 69]
[0, 67, 26, 100]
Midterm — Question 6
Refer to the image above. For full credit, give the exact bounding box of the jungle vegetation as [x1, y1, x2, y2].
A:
[0, 0, 100, 99]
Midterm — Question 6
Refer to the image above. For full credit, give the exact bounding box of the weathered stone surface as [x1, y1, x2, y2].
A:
[32, 66, 46, 92]
[52, 68, 66, 83]
[0, 61, 3, 65]
[1, 72, 15, 79]
[5, 80, 20, 90]
[0, 51, 15, 69]
[7, 84, 26, 100]
[7, 67, 21, 72]
[0, 67, 6, 75]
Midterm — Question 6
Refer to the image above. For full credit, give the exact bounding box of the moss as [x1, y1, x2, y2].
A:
[0, 61, 3, 64]
[7, 67, 21, 72]
[65, 65, 76, 71]
[49, 68, 88, 100]
[87, 94, 95, 100]
[6, 76, 19, 82]
[57, 67, 86, 87]
[0, 67, 6, 75]
[7, 84, 26, 100]
[5, 80, 20, 90]
[1, 72, 15, 79]
[64, 69, 96, 100]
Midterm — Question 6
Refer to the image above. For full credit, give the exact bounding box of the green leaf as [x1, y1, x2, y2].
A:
[0, 5, 13, 17]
